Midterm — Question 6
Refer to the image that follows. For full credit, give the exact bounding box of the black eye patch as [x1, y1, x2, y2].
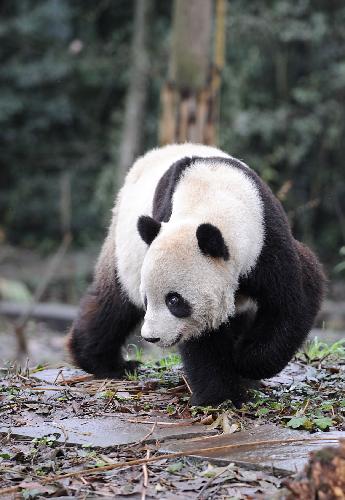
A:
[165, 292, 192, 318]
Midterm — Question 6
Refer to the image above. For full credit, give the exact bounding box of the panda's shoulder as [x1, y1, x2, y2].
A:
[125, 144, 229, 184]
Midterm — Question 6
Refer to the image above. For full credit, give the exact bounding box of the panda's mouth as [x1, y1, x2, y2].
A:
[159, 333, 182, 348]
[169, 333, 183, 346]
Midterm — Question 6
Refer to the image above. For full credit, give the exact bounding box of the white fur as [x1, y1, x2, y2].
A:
[115, 143, 231, 306]
[112, 143, 264, 347]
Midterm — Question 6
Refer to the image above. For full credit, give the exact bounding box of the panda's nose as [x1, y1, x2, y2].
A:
[145, 337, 160, 343]
[141, 320, 160, 343]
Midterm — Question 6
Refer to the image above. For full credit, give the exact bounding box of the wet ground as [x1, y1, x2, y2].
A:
[1, 350, 344, 498]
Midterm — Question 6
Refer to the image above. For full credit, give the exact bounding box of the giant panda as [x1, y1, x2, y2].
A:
[67, 143, 325, 406]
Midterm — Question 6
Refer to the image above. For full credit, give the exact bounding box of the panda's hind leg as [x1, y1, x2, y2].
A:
[67, 277, 143, 378]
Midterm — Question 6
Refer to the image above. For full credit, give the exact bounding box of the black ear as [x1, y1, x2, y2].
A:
[196, 223, 229, 260]
[137, 215, 161, 245]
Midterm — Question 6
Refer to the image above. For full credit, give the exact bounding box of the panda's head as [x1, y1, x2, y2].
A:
[137, 215, 238, 348]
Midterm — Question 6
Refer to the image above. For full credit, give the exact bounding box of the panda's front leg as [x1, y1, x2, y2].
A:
[67, 278, 143, 378]
[179, 323, 252, 408]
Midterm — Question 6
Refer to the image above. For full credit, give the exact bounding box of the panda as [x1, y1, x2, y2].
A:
[67, 143, 325, 406]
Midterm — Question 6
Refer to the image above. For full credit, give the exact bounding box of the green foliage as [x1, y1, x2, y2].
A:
[286, 415, 333, 431]
[167, 461, 184, 474]
[125, 370, 139, 381]
[99, 390, 116, 399]
[220, 0, 345, 262]
[286, 416, 311, 430]
[1, 0, 344, 264]
[313, 416, 334, 431]
[0, 0, 169, 248]
[301, 337, 345, 363]
[157, 353, 182, 368]
[32, 434, 58, 447]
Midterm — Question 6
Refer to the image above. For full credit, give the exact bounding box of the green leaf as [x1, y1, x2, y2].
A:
[287, 417, 309, 429]
[95, 460, 108, 467]
[167, 461, 184, 474]
[313, 417, 333, 430]
[166, 404, 175, 415]
[256, 407, 270, 416]
[99, 390, 115, 399]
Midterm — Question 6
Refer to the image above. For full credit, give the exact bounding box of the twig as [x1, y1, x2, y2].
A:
[196, 466, 228, 499]
[80, 476, 95, 491]
[27, 387, 65, 392]
[51, 422, 69, 445]
[16, 373, 32, 382]
[301, 399, 310, 415]
[27, 387, 83, 395]
[53, 369, 64, 385]
[127, 418, 199, 427]
[141, 449, 150, 500]
[0, 435, 340, 496]
[288, 199, 319, 221]
[166, 384, 188, 393]
[59, 374, 94, 385]
[181, 374, 192, 395]
[139, 422, 157, 443]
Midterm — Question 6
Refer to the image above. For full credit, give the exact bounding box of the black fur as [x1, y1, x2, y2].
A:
[67, 276, 143, 378]
[152, 156, 195, 222]
[196, 223, 229, 260]
[218, 157, 325, 380]
[165, 292, 192, 318]
[179, 307, 260, 406]
[137, 215, 161, 245]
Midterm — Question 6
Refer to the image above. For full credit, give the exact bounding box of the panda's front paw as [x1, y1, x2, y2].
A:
[190, 390, 246, 409]
[190, 393, 209, 407]
[123, 359, 142, 374]
[94, 360, 141, 379]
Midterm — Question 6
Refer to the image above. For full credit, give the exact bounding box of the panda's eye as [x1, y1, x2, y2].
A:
[165, 292, 192, 318]
[167, 294, 180, 307]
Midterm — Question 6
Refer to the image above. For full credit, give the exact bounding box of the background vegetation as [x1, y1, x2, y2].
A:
[1, 0, 344, 270]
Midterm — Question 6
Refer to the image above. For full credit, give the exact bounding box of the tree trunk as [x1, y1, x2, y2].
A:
[117, 0, 153, 184]
[159, 0, 226, 146]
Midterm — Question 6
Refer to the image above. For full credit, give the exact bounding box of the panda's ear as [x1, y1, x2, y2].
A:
[196, 223, 229, 260]
[137, 215, 161, 245]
